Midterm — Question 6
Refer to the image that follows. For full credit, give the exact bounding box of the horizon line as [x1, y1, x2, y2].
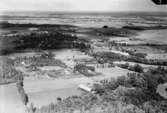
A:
[1, 10, 167, 13]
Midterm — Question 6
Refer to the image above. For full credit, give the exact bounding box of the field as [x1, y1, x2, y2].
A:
[146, 53, 167, 60]
[0, 83, 26, 113]
[53, 49, 93, 68]
[135, 30, 167, 44]
[24, 77, 93, 107]
[92, 67, 132, 81]
[114, 61, 162, 68]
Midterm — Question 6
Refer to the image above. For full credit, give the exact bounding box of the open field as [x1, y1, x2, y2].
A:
[28, 88, 82, 107]
[146, 53, 167, 60]
[0, 83, 26, 113]
[135, 30, 167, 44]
[92, 67, 132, 81]
[53, 49, 92, 60]
[24, 77, 93, 107]
[53, 49, 93, 67]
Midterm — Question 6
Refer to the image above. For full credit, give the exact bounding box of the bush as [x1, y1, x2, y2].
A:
[93, 83, 105, 95]
[17, 81, 29, 105]
[133, 64, 144, 73]
[128, 64, 144, 73]
[102, 25, 109, 28]
[143, 101, 167, 113]
[100, 78, 119, 90]
[74, 64, 95, 77]
[28, 103, 36, 113]
[21, 93, 29, 105]
[122, 63, 129, 69]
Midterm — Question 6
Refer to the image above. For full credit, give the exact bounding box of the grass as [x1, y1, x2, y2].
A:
[0, 83, 26, 113]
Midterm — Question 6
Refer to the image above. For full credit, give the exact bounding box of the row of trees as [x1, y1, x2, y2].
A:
[123, 25, 167, 31]
[95, 26, 136, 37]
[0, 57, 23, 84]
[0, 22, 74, 28]
[93, 51, 167, 66]
[14, 51, 67, 68]
[122, 49, 147, 58]
[16, 81, 29, 105]
[117, 63, 144, 73]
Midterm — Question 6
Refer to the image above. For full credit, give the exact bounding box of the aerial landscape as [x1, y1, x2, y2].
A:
[0, 0, 167, 113]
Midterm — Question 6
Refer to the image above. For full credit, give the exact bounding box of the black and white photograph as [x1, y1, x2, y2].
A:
[0, 0, 167, 113]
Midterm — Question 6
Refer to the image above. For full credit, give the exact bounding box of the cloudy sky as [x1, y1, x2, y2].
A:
[0, 0, 166, 12]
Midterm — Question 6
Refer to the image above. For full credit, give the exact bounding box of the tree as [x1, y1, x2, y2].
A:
[21, 93, 29, 105]
[93, 83, 105, 95]
[134, 64, 144, 73]
[103, 25, 109, 28]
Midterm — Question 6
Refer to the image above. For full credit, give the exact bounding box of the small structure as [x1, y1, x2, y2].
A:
[78, 84, 92, 92]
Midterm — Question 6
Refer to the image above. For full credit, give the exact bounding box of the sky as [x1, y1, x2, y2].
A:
[0, 0, 167, 12]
